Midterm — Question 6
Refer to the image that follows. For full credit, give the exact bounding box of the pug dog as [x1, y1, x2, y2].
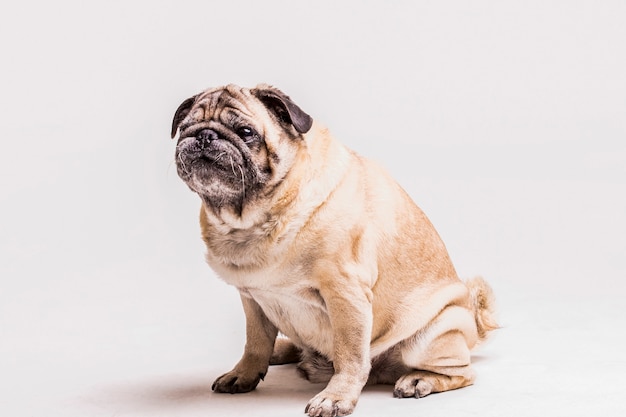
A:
[171, 84, 497, 417]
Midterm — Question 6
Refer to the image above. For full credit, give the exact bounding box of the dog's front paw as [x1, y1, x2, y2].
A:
[212, 369, 265, 394]
[305, 390, 357, 417]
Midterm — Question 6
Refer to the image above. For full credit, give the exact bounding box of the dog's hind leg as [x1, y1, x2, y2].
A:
[270, 337, 302, 365]
[393, 305, 477, 398]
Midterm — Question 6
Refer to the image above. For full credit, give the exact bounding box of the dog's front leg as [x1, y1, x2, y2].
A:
[212, 292, 278, 394]
[305, 273, 373, 417]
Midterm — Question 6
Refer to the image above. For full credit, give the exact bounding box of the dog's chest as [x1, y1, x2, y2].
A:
[239, 282, 335, 358]
[207, 220, 338, 356]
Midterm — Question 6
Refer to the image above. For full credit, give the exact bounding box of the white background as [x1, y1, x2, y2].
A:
[1, 1, 625, 416]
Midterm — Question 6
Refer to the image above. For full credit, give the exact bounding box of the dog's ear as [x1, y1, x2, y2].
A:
[252, 86, 313, 134]
[171, 95, 198, 139]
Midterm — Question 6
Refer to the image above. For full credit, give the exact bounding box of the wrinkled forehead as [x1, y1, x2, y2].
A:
[187, 85, 256, 125]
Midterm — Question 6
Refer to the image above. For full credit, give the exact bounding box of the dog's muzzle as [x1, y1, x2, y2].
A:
[179, 129, 218, 155]
[176, 128, 244, 178]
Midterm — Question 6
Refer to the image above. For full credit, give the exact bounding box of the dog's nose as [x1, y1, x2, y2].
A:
[196, 129, 218, 148]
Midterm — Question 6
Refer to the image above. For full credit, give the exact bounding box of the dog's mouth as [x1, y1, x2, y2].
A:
[174, 127, 272, 213]
[174, 128, 252, 209]
[176, 135, 245, 178]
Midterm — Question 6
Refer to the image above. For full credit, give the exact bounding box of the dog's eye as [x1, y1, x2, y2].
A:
[236, 126, 257, 142]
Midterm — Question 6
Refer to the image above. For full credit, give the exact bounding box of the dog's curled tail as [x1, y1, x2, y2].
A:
[466, 276, 499, 342]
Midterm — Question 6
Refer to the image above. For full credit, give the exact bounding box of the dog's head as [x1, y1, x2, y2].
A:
[171, 84, 313, 217]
